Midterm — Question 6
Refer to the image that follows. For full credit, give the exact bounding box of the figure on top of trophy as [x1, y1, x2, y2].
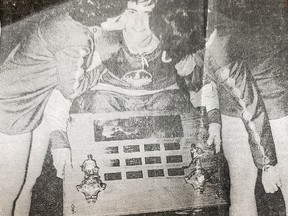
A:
[81, 154, 100, 177]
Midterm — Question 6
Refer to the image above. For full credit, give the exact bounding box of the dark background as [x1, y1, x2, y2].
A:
[1, 0, 288, 215]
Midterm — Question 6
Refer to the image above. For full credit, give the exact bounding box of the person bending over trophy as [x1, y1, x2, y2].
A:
[151, 0, 281, 215]
[0, 0, 131, 215]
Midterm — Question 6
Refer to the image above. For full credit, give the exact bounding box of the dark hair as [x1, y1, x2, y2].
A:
[133, 0, 157, 5]
[70, 0, 129, 26]
[151, 0, 206, 61]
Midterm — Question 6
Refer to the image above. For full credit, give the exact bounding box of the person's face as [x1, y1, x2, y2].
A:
[123, 0, 155, 43]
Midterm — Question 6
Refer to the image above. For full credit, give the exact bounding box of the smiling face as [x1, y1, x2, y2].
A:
[123, 0, 155, 43]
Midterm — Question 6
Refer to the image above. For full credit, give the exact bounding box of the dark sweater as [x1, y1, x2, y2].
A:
[0, 14, 101, 135]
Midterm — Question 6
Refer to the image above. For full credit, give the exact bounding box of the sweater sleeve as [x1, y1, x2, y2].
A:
[203, 29, 277, 168]
[54, 46, 88, 99]
[39, 15, 102, 100]
[214, 61, 277, 168]
[176, 51, 221, 125]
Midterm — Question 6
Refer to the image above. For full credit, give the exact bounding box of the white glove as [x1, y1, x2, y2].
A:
[51, 148, 73, 179]
[262, 165, 281, 193]
[175, 55, 196, 76]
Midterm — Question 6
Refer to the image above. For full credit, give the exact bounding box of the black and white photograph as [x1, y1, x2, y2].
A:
[0, 0, 287, 215]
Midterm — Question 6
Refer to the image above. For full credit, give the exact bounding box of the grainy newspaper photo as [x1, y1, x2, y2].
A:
[0, 0, 287, 215]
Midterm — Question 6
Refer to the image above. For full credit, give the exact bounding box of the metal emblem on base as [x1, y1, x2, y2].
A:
[183, 144, 210, 194]
[76, 154, 107, 203]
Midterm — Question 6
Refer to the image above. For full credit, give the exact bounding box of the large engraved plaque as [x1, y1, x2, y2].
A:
[64, 111, 226, 215]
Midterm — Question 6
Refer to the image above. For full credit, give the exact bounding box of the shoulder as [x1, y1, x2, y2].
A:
[39, 14, 93, 52]
[205, 29, 230, 67]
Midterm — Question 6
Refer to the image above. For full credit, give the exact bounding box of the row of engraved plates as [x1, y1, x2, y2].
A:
[64, 111, 226, 216]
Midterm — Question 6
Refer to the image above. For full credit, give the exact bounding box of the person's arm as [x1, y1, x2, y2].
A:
[51, 47, 103, 178]
[49, 130, 72, 180]
[72, 64, 105, 98]
[54, 46, 102, 100]
[39, 89, 72, 179]
[205, 29, 280, 193]
[214, 61, 277, 168]
[176, 51, 221, 123]
[214, 61, 280, 193]
[188, 81, 221, 152]
[50, 129, 72, 179]
[175, 53, 222, 152]
[205, 29, 278, 169]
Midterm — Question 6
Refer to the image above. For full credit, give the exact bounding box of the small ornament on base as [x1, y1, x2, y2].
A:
[76, 154, 106, 203]
[183, 144, 210, 194]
